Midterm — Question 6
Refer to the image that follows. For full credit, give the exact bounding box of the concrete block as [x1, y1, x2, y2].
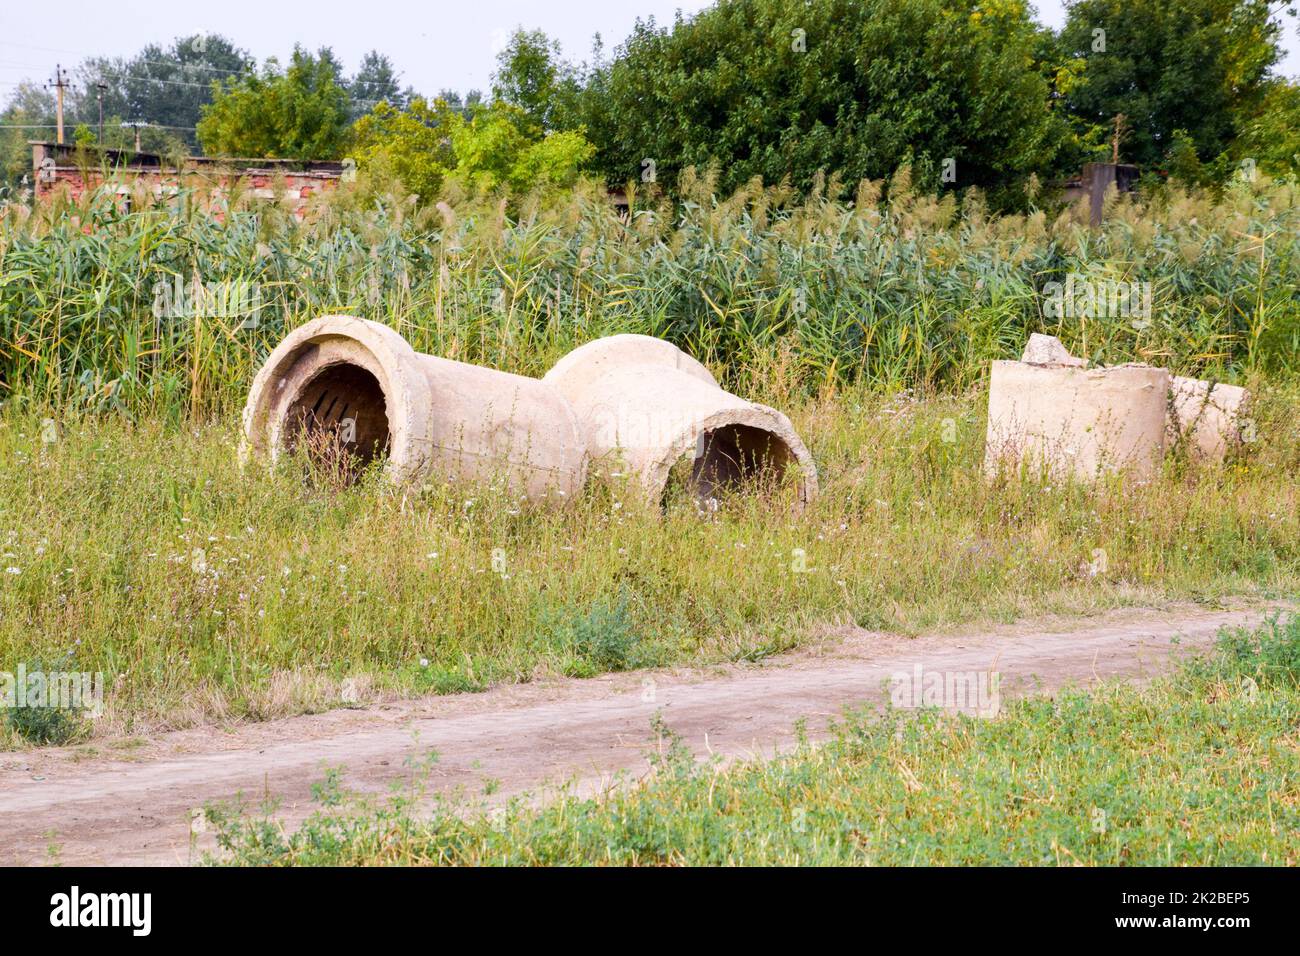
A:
[1168, 376, 1251, 462]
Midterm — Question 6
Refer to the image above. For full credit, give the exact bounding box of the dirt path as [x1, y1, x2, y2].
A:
[0, 603, 1285, 865]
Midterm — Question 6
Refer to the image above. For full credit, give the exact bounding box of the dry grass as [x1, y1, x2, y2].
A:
[2, 376, 1296, 742]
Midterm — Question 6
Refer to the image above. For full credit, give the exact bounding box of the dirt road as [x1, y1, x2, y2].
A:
[0, 603, 1283, 865]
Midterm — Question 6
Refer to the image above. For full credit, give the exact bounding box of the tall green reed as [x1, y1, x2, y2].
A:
[1, 169, 1296, 419]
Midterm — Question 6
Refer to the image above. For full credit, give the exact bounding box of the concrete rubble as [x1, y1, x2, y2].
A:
[984, 334, 1250, 480]
[1021, 332, 1087, 368]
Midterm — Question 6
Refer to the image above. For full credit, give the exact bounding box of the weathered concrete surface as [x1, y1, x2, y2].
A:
[1013, 335, 1251, 465]
[543, 334, 818, 505]
[1168, 376, 1251, 462]
[242, 315, 587, 498]
[1022, 333, 1087, 367]
[985, 360, 1170, 481]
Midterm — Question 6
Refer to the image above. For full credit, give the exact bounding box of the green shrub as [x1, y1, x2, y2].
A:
[3, 659, 86, 746]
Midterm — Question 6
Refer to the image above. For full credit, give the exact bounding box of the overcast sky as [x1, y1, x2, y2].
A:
[1, 0, 1297, 106]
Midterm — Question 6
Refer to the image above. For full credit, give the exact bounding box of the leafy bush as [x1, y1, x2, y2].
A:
[3, 659, 86, 746]
[1196, 613, 1300, 689]
[543, 591, 643, 677]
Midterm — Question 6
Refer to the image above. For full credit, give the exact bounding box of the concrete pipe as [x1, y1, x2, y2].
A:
[542, 334, 818, 506]
[241, 315, 587, 498]
[1016, 334, 1252, 466]
[984, 360, 1170, 481]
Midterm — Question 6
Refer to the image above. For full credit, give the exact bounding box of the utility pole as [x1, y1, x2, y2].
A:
[96, 82, 107, 144]
[122, 121, 144, 152]
[46, 64, 69, 144]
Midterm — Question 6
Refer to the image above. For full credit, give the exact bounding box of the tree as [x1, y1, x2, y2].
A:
[197, 47, 352, 159]
[572, 0, 1063, 199]
[351, 96, 594, 200]
[349, 51, 414, 119]
[1233, 78, 1300, 177]
[351, 97, 457, 199]
[74, 34, 252, 151]
[491, 29, 583, 131]
[1056, 0, 1280, 171]
[0, 83, 56, 188]
[447, 102, 594, 194]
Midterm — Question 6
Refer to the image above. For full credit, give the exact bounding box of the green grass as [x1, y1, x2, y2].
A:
[1, 376, 1297, 740]
[2, 172, 1297, 422]
[204, 613, 1300, 866]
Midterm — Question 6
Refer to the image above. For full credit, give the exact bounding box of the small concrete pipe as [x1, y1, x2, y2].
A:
[542, 334, 818, 505]
[241, 315, 587, 498]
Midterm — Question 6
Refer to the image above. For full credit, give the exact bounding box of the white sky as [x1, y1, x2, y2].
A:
[1, 0, 1296, 106]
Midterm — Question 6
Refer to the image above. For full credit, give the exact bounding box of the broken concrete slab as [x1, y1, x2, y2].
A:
[241, 315, 587, 499]
[1021, 333, 1087, 367]
[985, 360, 1170, 481]
[1168, 376, 1251, 462]
[542, 334, 818, 506]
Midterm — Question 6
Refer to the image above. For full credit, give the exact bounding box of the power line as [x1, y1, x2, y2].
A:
[93, 70, 219, 90]
[0, 39, 252, 75]
[0, 66, 219, 92]
[0, 123, 197, 129]
[129, 57, 252, 76]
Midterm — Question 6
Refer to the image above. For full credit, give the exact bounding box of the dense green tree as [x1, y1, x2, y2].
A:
[351, 97, 458, 198]
[0, 83, 56, 188]
[1056, 0, 1280, 170]
[447, 102, 594, 194]
[569, 0, 1063, 197]
[73, 34, 251, 151]
[1233, 77, 1300, 176]
[491, 29, 585, 131]
[197, 47, 352, 159]
[349, 51, 415, 119]
[351, 95, 594, 201]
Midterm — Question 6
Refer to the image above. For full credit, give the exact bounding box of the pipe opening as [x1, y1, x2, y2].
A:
[283, 363, 391, 480]
[664, 424, 799, 509]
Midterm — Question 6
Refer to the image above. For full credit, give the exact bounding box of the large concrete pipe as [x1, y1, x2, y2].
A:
[1017, 335, 1251, 465]
[985, 360, 1170, 481]
[542, 334, 818, 505]
[241, 315, 586, 498]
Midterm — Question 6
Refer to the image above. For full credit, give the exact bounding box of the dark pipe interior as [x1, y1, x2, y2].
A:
[284, 363, 391, 469]
[665, 424, 796, 508]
